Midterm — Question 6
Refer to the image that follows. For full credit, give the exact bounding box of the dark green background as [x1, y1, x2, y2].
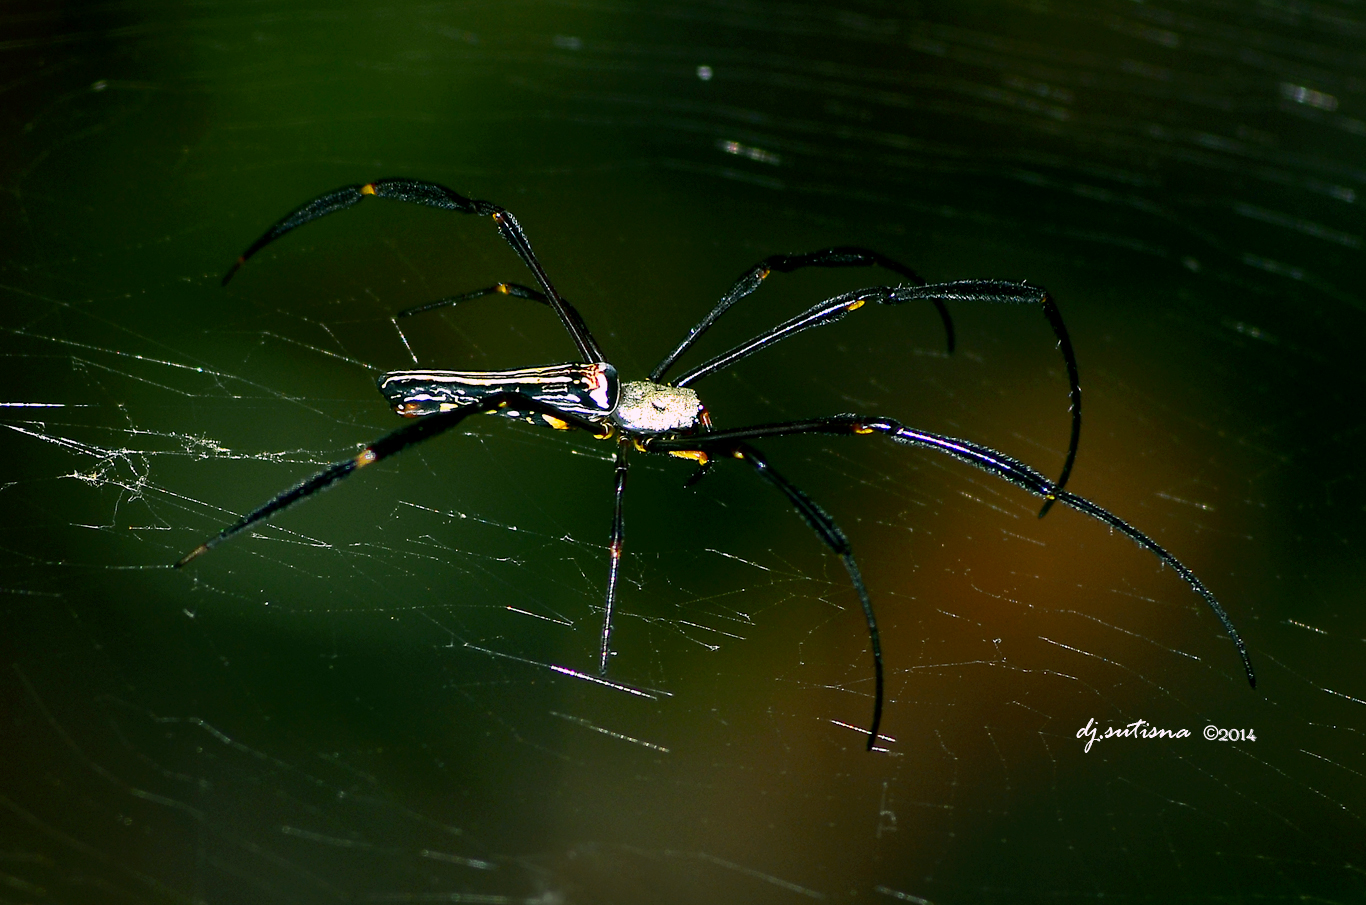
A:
[2, 1, 1363, 902]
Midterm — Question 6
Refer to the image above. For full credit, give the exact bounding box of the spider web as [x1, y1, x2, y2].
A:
[2, 1, 1364, 902]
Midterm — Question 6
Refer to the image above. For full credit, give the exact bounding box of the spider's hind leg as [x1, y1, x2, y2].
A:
[395, 282, 549, 319]
[221, 178, 606, 363]
[174, 393, 607, 567]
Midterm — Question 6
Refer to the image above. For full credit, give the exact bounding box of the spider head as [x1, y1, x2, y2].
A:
[613, 380, 705, 434]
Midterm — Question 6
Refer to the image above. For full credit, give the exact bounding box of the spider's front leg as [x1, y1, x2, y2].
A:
[890, 281, 1080, 517]
[650, 247, 952, 383]
[667, 279, 1082, 517]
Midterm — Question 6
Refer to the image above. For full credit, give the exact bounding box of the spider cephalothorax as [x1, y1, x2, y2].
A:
[178, 178, 1255, 751]
[613, 380, 705, 434]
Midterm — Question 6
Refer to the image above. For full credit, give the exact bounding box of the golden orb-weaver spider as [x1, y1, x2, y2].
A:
[177, 179, 1255, 750]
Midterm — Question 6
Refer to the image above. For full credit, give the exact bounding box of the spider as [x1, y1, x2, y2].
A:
[177, 178, 1255, 750]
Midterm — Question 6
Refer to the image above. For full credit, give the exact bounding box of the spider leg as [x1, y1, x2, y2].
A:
[669, 280, 1081, 514]
[599, 437, 631, 673]
[649, 247, 952, 383]
[647, 416, 1256, 691]
[891, 281, 1080, 517]
[174, 393, 608, 567]
[729, 442, 886, 751]
[396, 282, 549, 319]
[670, 288, 883, 388]
[649, 436, 885, 749]
[220, 179, 605, 363]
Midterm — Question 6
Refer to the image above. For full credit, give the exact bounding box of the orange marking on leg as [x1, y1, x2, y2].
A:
[543, 415, 570, 431]
[354, 449, 378, 467]
[174, 544, 209, 568]
[853, 424, 874, 434]
[846, 299, 866, 311]
[667, 449, 709, 466]
[360, 183, 377, 195]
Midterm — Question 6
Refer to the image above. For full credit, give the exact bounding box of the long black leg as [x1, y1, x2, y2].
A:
[396, 282, 549, 319]
[647, 416, 1256, 692]
[669, 280, 1082, 513]
[220, 179, 606, 364]
[649, 248, 953, 383]
[671, 288, 881, 388]
[175, 393, 607, 567]
[722, 442, 885, 751]
[600, 437, 631, 673]
[892, 281, 1080, 517]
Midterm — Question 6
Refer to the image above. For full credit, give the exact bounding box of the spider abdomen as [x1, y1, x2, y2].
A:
[378, 363, 619, 428]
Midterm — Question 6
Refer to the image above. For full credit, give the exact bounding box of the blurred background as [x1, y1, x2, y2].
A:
[2, 1, 1363, 902]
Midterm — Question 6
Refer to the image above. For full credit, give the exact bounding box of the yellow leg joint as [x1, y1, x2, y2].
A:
[667, 449, 709, 466]
[360, 183, 377, 195]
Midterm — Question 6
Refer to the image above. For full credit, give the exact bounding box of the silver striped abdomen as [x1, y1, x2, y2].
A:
[378, 362, 619, 426]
